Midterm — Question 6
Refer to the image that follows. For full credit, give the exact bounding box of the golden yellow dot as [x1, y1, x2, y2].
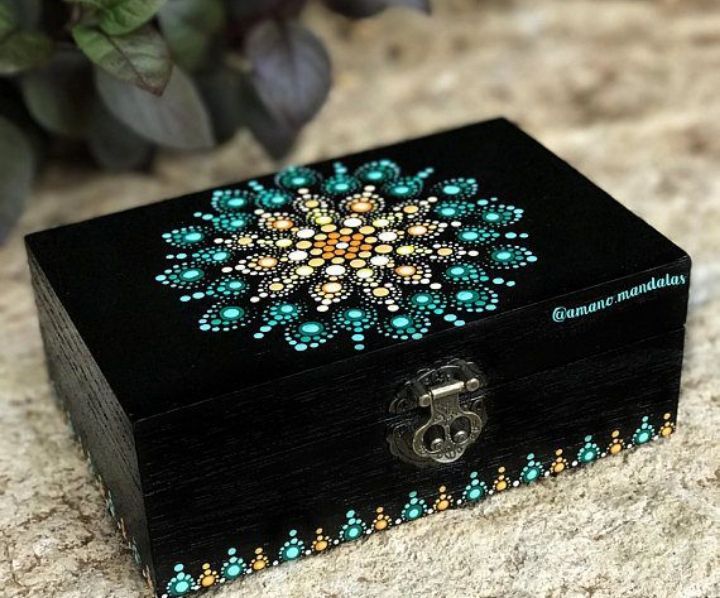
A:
[316, 215, 333, 225]
[331, 257, 345, 264]
[253, 560, 266, 571]
[395, 265, 417, 277]
[403, 205, 419, 214]
[201, 575, 215, 587]
[365, 236, 378, 244]
[661, 426, 673, 437]
[396, 245, 415, 255]
[554, 462, 565, 473]
[373, 287, 390, 297]
[350, 201, 373, 213]
[322, 282, 342, 294]
[297, 240, 312, 250]
[357, 268, 373, 279]
[437, 247, 453, 256]
[359, 225, 375, 235]
[555, 449, 563, 456]
[436, 499, 450, 511]
[373, 219, 389, 227]
[358, 251, 372, 259]
[273, 219, 294, 230]
[315, 233, 327, 241]
[305, 199, 319, 208]
[610, 443, 623, 455]
[309, 258, 325, 268]
[439, 486, 446, 493]
[376, 507, 384, 514]
[611, 430, 619, 438]
[495, 480, 507, 492]
[237, 236, 253, 246]
[375, 520, 388, 531]
[258, 257, 278, 268]
[664, 412, 671, 420]
[321, 224, 336, 233]
[269, 283, 284, 292]
[407, 225, 428, 236]
[314, 540, 328, 552]
[296, 266, 313, 276]
[339, 228, 352, 235]
[498, 466, 506, 473]
[375, 244, 393, 254]
[350, 259, 366, 268]
[276, 239, 292, 248]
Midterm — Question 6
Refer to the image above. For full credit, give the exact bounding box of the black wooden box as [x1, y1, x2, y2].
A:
[26, 119, 690, 597]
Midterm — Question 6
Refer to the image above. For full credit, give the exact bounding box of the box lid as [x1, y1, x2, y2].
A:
[26, 118, 690, 422]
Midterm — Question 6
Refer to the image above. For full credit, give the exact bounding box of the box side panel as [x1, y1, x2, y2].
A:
[137, 325, 684, 594]
[27, 250, 154, 587]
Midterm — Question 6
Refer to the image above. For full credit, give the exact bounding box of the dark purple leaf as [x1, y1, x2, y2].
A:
[324, 0, 430, 19]
[245, 20, 331, 129]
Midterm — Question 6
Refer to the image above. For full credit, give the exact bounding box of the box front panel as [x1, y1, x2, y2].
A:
[137, 328, 684, 597]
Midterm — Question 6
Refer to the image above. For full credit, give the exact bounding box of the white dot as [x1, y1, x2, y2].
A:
[370, 256, 389, 266]
[326, 265, 346, 276]
[317, 305, 329, 312]
[344, 218, 362, 227]
[430, 282, 441, 290]
[288, 250, 308, 261]
[297, 228, 315, 239]
[379, 231, 397, 242]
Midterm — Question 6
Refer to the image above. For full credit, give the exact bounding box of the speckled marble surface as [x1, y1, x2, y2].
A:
[1, 1, 719, 597]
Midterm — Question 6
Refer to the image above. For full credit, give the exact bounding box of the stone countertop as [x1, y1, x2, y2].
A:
[1, 1, 718, 597]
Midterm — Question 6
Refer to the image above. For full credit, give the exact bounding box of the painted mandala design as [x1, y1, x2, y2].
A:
[155, 160, 537, 351]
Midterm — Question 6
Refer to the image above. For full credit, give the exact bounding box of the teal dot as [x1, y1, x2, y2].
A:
[367, 171, 382, 180]
[440, 207, 456, 217]
[228, 281, 244, 289]
[175, 581, 189, 593]
[184, 231, 202, 242]
[212, 251, 228, 261]
[347, 526, 361, 539]
[285, 546, 300, 560]
[413, 293, 430, 304]
[460, 231, 479, 241]
[335, 183, 349, 191]
[457, 290, 475, 302]
[484, 212, 500, 221]
[347, 309, 364, 319]
[291, 176, 306, 185]
[392, 316, 411, 329]
[468, 488, 482, 500]
[450, 266, 465, 276]
[494, 250, 512, 261]
[280, 304, 295, 314]
[181, 268, 202, 281]
[637, 431, 650, 443]
[221, 306, 244, 320]
[393, 185, 409, 194]
[443, 184, 460, 195]
[228, 198, 244, 207]
[406, 506, 422, 520]
[525, 468, 539, 481]
[300, 321, 322, 335]
[226, 564, 241, 577]
[351, 334, 364, 342]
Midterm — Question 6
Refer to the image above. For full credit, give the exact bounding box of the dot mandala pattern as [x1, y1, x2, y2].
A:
[156, 160, 537, 351]
[157, 413, 676, 598]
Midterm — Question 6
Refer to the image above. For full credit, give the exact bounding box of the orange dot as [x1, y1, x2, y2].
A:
[395, 265, 417, 277]
[610, 443, 622, 455]
[258, 257, 277, 268]
[253, 560, 266, 571]
[352, 233, 364, 240]
[346, 253, 357, 260]
[329, 232, 340, 239]
[436, 499, 450, 511]
[350, 201, 373, 213]
[315, 540, 328, 552]
[273, 219, 294, 230]
[661, 426, 673, 437]
[375, 520, 388, 531]
[322, 252, 334, 260]
[201, 575, 216, 587]
[495, 480, 507, 491]
[360, 244, 373, 251]
[322, 282, 342, 294]
[554, 462, 565, 473]
[340, 235, 351, 242]
[407, 225, 428, 236]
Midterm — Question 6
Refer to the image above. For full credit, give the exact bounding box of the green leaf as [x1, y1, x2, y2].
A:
[96, 65, 215, 150]
[86, 98, 153, 170]
[195, 66, 245, 143]
[159, 0, 224, 71]
[96, 0, 168, 36]
[20, 51, 93, 138]
[5, 0, 42, 28]
[0, 115, 34, 242]
[0, 30, 52, 74]
[0, 1, 52, 75]
[72, 23, 172, 95]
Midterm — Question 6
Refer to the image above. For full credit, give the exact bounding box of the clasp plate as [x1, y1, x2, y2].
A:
[389, 358, 487, 466]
